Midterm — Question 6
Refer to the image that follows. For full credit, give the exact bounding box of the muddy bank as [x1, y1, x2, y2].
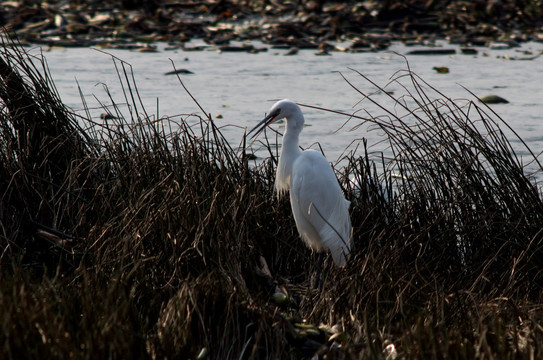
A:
[3, 0, 543, 52]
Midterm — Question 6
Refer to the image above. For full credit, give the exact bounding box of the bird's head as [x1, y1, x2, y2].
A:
[248, 99, 303, 139]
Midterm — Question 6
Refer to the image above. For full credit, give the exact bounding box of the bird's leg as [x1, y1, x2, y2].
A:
[311, 252, 326, 289]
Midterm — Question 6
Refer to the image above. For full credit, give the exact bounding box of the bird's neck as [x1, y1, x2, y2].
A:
[275, 122, 302, 197]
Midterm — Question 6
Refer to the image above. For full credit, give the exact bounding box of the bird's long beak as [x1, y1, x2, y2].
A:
[247, 110, 278, 139]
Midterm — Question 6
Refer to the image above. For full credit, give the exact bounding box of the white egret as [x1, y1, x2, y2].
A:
[248, 99, 353, 266]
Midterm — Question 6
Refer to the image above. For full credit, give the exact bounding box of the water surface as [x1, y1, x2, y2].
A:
[33, 40, 543, 180]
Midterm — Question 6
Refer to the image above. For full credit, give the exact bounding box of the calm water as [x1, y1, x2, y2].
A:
[31, 40, 543, 180]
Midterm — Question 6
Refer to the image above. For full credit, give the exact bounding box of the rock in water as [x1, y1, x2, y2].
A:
[479, 95, 509, 104]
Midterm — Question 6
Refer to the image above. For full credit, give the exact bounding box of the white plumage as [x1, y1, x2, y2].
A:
[249, 99, 353, 266]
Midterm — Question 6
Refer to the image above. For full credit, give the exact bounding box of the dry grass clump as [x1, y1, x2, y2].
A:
[1, 33, 543, 359]
[344, 64, 543, 295]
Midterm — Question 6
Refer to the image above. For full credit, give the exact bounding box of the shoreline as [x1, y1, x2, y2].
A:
[4, 1, 543, 52]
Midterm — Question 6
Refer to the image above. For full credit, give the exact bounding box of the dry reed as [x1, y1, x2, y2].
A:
[1, 32, 543, 359]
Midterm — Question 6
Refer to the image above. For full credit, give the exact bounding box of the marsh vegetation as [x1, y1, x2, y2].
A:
[1, 34, 543, 359]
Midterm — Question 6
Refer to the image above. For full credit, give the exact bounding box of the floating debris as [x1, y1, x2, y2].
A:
[284, 47, 298, 56]
[432, 66, 449, 73]
[407, 49, 456, 55]
[136, 46, 158, 53]
[461, 48, 478, 55]
[508, 50, 543, 61]
[490, 42, 511, 50]
[315, 49, 331, 56]
[164, 69, 194, 75]
[100, 113, 117, 120]
[182, 45, 209, 51]
[218, 44, 267, 53]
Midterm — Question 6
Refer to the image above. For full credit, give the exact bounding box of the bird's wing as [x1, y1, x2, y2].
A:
[290, 150, 352, 266]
